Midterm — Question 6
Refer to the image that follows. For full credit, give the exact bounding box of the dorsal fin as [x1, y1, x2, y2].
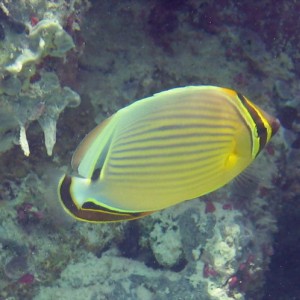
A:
[71, 114, 115, 177]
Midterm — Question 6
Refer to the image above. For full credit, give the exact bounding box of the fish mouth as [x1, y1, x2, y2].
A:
[270, 117, 280, 136]
[262, 109, 280, 136]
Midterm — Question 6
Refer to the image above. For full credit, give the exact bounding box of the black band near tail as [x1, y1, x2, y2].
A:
[59, 175, 153, 222]
[59, 175, 78, 215]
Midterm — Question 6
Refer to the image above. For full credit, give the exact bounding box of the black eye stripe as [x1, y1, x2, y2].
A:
[236, 92, 268, 155]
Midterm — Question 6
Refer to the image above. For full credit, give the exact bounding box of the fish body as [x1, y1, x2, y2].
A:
[57, 86, 280, 222]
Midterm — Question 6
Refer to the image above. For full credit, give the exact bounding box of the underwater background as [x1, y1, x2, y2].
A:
[0, 0, 299, 299]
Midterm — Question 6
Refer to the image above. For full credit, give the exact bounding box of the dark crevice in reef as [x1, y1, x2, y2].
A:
[263, 197, 300, 300]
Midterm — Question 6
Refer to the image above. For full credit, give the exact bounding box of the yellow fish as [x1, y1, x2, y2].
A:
[57, 86, 280, 222]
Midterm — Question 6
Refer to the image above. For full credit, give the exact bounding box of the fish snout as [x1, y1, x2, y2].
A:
[262, 109, 280, 137]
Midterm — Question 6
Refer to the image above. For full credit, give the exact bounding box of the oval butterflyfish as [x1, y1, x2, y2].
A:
[57, 86, 280, 223]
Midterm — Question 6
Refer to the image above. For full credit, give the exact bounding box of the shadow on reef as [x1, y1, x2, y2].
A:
[117, 221, 188, 273]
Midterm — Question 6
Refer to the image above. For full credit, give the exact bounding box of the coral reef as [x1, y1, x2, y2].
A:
[0, 0, 90, 155]
[2, 71, 80, 156]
